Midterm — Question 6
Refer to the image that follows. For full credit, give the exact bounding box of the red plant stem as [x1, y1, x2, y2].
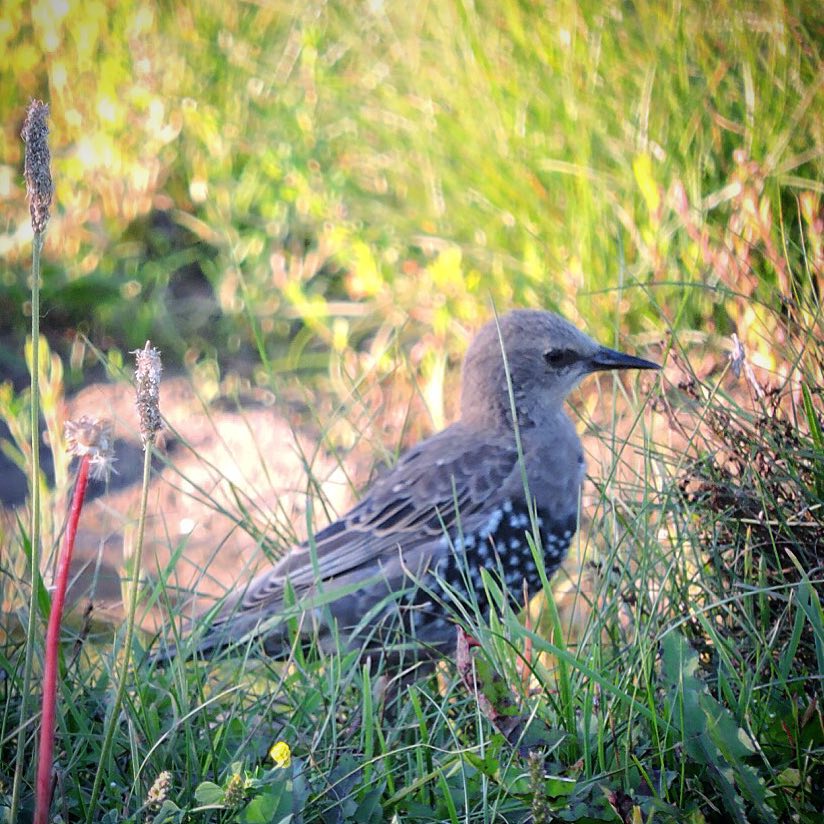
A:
[34, 453, 91, 824]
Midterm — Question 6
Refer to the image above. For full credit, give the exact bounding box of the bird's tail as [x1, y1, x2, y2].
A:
[149, 599, 295, 666]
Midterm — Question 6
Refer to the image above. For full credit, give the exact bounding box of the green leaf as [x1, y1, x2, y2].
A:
[462, 734, 505, 778]
[661, 633, 777, 824]
[352, 784, 384, 824]
[238, 789, 292, 823]
[545, 775, 578, 799]
[194, 781, 225, 805]
[149, 800, 185, 824]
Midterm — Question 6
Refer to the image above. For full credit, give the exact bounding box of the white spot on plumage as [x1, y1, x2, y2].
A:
[480, 507, 504, 538]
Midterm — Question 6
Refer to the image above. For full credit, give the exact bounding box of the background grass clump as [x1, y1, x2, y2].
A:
[3, 0, 821, 391]
[1, 0, 823, 822]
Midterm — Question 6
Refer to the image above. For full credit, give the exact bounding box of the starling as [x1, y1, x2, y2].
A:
[159, 309, 658, 660]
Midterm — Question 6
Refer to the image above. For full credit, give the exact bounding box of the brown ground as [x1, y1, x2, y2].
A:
[1, 376, 356, 637]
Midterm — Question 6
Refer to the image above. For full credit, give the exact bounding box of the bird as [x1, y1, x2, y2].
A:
[156, 309, 658, 663]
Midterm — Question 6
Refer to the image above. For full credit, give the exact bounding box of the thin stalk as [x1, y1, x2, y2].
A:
[35, 453, 91, 824]
[85, 443, 152, 821]
[11, 230, 44, 824]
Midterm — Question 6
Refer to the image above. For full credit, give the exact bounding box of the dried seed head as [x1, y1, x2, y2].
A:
[21, 99, 53, 235]
[527, 750, 549, 824]
[223, 773, 247, 808]
[729, 333, 745, 379]
[134, 342, 162, 447]
[145, 770, 172, 810]
[729, 333, 765, 399]
[64, 415, 115, 481]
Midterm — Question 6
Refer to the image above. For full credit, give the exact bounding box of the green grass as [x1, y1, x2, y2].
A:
[2, 305, 821, 821]
[1, 0, 823, 821]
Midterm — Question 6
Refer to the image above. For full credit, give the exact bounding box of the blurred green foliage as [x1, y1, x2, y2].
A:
[1, 0, 821, 392]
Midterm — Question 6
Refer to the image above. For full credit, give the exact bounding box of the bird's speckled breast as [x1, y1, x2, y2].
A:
[437, 499, 575, 607]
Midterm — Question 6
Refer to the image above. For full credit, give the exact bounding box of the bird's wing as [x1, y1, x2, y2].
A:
[224, 424, 520, 616]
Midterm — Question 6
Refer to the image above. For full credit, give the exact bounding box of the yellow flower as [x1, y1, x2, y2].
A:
[269, 741, 291, 769]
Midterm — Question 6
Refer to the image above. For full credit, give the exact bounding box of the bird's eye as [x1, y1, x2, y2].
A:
[543, 348, 578, 368]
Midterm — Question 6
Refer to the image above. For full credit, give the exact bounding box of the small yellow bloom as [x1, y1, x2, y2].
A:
[269, 741, 291, 769]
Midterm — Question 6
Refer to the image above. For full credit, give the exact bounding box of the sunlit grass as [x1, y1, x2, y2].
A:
[3, 1, 820, 383]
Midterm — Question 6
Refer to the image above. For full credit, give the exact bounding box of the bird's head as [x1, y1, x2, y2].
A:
[460, 309, 659, 429]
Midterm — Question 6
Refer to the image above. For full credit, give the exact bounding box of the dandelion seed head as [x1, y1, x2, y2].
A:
[64, 415, 115, 481]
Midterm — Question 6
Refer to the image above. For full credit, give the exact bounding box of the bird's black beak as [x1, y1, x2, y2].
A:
[589, 345, 660, 373]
